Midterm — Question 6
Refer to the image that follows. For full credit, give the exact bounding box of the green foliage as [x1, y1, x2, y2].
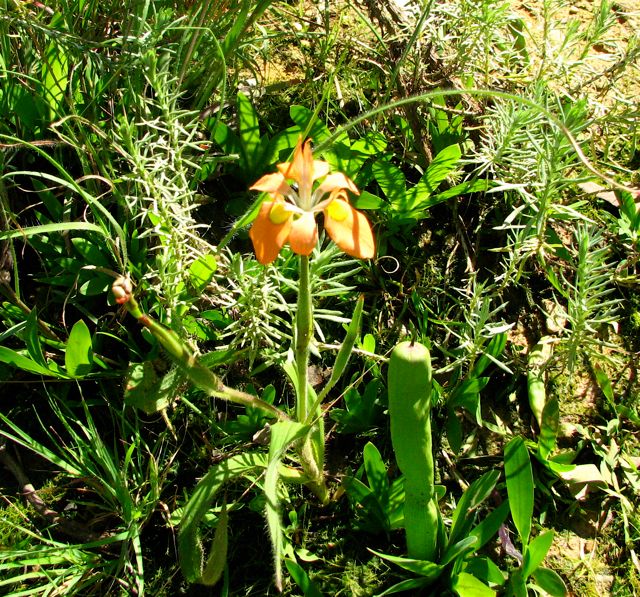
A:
[504, 437, 567, 597]
[372, 470, 507, 595]
[343, 441, 404, 534]
[1, 0, 638, 594]
[178, 452, 268, 583]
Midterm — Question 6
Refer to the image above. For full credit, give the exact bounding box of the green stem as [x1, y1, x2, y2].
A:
[295, 256, 313, 421]
[120, 290, 287, 422]
[294, 255, 328, 505]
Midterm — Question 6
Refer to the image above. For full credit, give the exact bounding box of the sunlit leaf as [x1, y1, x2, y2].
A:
[504, 437, 533, 545]
[65, 320, 93, 378]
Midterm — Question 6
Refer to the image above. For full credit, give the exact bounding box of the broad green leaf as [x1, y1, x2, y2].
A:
[463, 557, 506, 587]
[420, 144, 461, 194]
[504, 437, 534, 545]
[531, 567, 567, 596]
[523, 531, 554, 578]
[209, 119, 242, 158]
[189, 254, 217, 293]
[593, 364, 614, 404]
[537, 397, 559, 460]
[201, 503, 228, 586]
[361, 333, 376, 354]
[42, 38, 69, 118]
[618, 190, 640, 226]
[285, 559, 324, 597]
[237, 92, 263, 171]
[71, 237, 112, 268]
[448, 377, 489, 424]
[0, 346, 56, 377]
[331, 380, 383, 434]
[343, 476, 374, 503]
[448, 470, 501, 547]
[78, 273, 112, 296]
[451, 571, 495, 597]
[471, 333, 507, 377]
[372, 160, 406, 200]
[353, 191, 384, 210]
[446, 410, 463, 454]
[352, 132, 388, 155]
[363, 441, 390, 507]
[65, 320, 93, 378]
[553, 463, 607, 498]
[508, 569, 528, 597]
[368, 548, 444, 580]
[266, 126, 301, 164]
[423, 178, 492, 208]
[326, 141, 358, 177]
[289, 105, 332, 143]
[342, 476, 390, 532]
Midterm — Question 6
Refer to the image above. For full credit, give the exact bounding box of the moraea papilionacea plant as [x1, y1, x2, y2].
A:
[248, 138, 375, 505]
[112, 139, 374, 588]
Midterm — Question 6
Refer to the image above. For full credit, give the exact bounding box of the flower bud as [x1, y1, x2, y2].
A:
[112, 276, 133, 304]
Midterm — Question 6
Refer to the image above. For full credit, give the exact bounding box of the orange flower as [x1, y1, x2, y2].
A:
[249, 138, 375, 264]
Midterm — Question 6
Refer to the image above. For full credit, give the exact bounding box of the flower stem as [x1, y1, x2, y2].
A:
[295, 256, 313, 422]
[294, 255, 328, 504]
[113, 278, 286, 421]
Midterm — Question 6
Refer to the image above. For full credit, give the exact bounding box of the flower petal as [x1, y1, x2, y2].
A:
[315, 172, 359, 200]
[324, 199, 375, 259]
[250, 172, 293, 197]
[288, 211, 318, 256]
[278, 138, 330, 188]
[249, 201, 292, 264]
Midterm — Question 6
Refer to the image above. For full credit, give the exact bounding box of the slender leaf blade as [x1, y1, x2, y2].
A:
[368, 549, 444, 580]
[0, 346, 56, 377]
[285, 559, 324, 597]
[201, 503, 228, 586]
[265, 421, 309, 591]
[448, 470, 501, 547]
[24, 308, 46, 367]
